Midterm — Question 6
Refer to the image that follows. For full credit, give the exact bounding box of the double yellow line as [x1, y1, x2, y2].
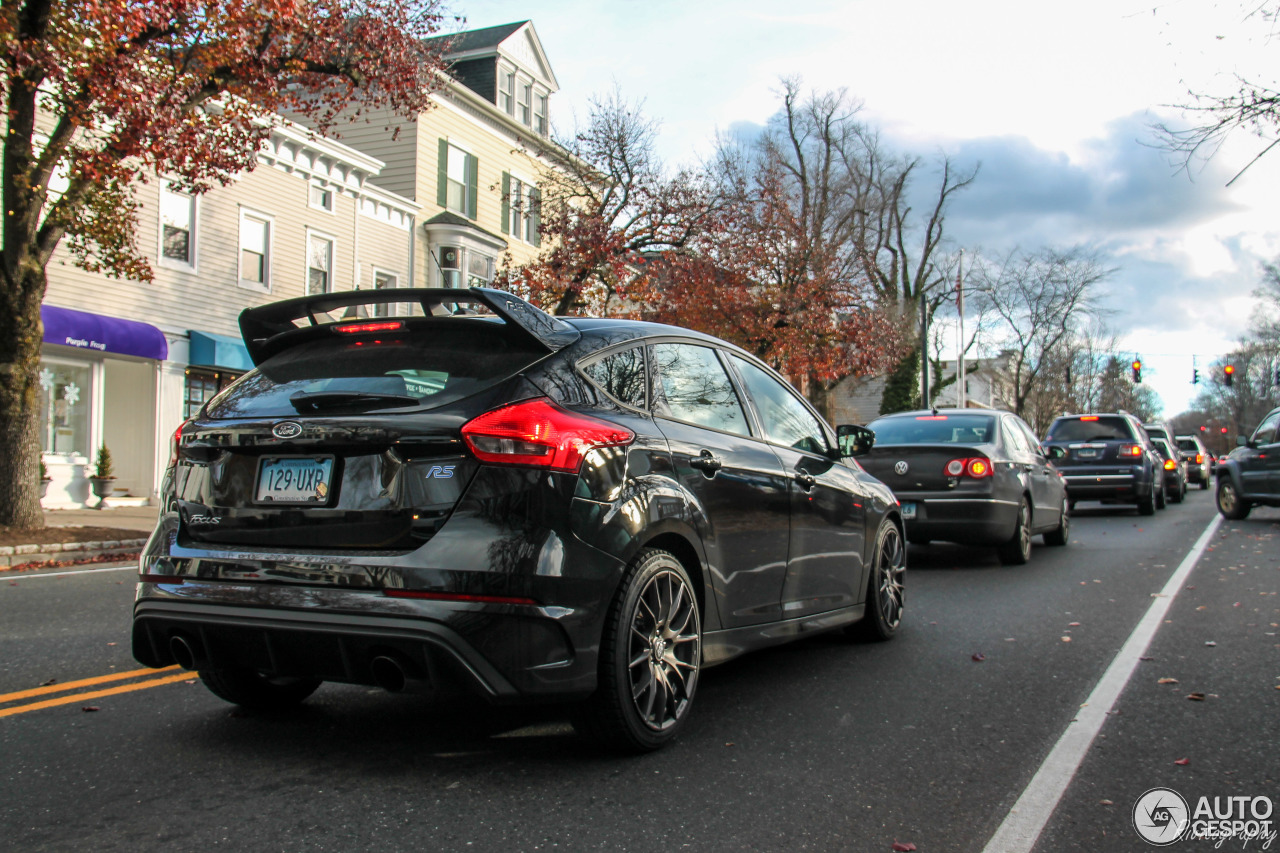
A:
[0, 666, 193, 719]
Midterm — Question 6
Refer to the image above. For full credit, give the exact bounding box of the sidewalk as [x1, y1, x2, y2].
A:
[44, 504, 159, 532]
[0, 505, 158, 571]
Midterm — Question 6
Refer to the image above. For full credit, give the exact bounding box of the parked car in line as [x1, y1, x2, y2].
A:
[1150, 436, 1187, 504]
[1216, 406, 1280, 520]
[1043, 413, 1164, 515]
[1175, 434, 1213, 490]
[852, 409, 1069, 565]
[1143, 421, 1174, 445]
[132, 287, 906, 752]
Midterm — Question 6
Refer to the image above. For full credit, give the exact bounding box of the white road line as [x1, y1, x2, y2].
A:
[980, 514, 1222, 853]
[5, 564, 137, 580]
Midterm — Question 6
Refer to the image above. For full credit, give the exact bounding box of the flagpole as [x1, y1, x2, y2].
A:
[957, 250, 966, 409]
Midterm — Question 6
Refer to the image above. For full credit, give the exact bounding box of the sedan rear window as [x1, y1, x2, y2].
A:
[866, 414, 996, 444]
[1176, 439, 1199, 452]
[1047, 416, 1132, 442]
[205, 327, 545, 419]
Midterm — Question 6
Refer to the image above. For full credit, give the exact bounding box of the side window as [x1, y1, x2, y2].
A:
[1001, 419, 1028, 454]
[651, 344, 750, 436]
[1253, 412, 1280, 446]
[581, 346, 647, 410]
[730, 356, 828, 455]
[1016, 420, 1044, 456]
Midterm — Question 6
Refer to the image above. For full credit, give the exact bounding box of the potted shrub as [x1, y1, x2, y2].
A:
[39, 458, 52, 499]
[89, 446, 116, 508]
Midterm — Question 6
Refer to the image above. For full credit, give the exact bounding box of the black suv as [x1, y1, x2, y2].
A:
[1216, 406, 1280, 519]
[1043, 413, 1163, 514]
[132, 288, 905, 751]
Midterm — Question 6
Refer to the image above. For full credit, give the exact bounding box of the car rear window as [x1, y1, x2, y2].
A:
[1047, 416, 1132, 442]
[205, 326, 545, 419]
[1177, 439, 1199, 452]
[866, 414, 996, 444]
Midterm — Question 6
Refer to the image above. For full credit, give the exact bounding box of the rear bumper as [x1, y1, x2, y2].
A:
[1061, 470, 1148, 502]
[898, 496, 1019, 545]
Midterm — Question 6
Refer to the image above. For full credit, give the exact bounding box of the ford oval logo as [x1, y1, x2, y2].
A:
[894, 461, 909, 475]
[272, 421, 303, 440]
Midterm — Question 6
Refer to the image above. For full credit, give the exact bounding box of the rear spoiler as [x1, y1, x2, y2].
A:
[238, 287, 580, 366]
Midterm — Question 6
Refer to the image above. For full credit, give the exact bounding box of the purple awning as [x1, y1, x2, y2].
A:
[41, 305, 168, 360]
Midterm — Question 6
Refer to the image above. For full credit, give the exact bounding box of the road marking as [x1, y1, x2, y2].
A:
[4, 564, 137, 579]
[0, 665, 181, 704]
[981, 513, 1222, 853]
[0, 672, 194, 719]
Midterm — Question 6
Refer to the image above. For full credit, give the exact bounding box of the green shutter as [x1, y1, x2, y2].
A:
[530, 188, 541, 247]
[501, 173, 511, 235]
[466, 154, 478, 220]
[436, 138, 448, 208]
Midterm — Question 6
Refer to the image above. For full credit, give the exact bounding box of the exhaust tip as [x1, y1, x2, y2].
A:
[169, 634, 197, 670]
[370, 655, 408, 693]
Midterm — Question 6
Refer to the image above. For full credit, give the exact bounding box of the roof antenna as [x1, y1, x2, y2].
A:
[931, 404, 939, 416]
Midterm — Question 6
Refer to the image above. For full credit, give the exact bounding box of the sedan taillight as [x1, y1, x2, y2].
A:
[461, 398, 635, 473]
[168, 418, 192, 468]
[944, 457, 994, 478]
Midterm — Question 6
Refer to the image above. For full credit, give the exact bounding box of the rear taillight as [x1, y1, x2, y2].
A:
[1164, 459, 1176, 470]
[944, 457, 993, 478]
[1195, 453, 1203, 464]
[1118, 444, 1142, 457]
[461, 398, 635, 473]
[168, 418, 192, 468]
[334, 321, 403, 334]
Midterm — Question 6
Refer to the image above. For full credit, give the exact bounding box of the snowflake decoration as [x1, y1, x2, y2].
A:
[39, 368, 54, 391]
[63, 382, 80, 406]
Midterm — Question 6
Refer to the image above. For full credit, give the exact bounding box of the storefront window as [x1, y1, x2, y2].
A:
[38, 361, 92, 457]
[185, 369, 239, 418]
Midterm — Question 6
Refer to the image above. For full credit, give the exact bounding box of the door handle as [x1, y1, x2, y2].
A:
[794, 472, 817, 490]
[689, 451, 723, 473]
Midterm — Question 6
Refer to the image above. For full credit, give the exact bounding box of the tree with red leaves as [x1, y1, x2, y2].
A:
[0, 0, 449, 528]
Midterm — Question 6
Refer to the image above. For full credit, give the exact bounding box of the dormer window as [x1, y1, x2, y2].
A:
[499, 69, 515, 115]
[535, 94, 548, 135]
[518, 82, 531, 125]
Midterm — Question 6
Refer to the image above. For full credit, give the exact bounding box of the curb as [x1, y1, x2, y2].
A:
[0, 539, 147, 571]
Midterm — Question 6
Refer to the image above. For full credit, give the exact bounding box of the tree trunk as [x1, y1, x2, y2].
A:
[0, 266, 49, 529]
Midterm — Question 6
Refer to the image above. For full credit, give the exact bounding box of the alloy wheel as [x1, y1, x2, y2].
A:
[627, 569, 701, 732]
[875, 524, 906, 630]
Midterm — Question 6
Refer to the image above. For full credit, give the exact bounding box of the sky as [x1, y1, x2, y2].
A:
[447, 0, 1280, 416]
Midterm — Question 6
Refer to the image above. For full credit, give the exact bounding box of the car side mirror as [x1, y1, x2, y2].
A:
[837, 424, 875, 458]
[1045, 445, 1066, 460]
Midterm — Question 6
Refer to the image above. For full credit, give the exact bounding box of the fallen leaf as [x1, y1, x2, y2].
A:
[1175, 758, 1190, 766]
[1186, 586, 1196, 590]
[1158, 678, 1179, 684]
[1234, 602, 1242, 608]
[972, 653, 986, 662]
[40, 678, 57, 687]
[1100, 799, 1114, 805]
[1205, 641, 1217, 647]
[81, 706, 100, 713]
[1068, 622, 1081, 627]
[725, 742, 735, 747]
[1062, 636, 1072, 642]
[891, 843, 917, 852]
[1140, 656, 1155, 661]
[1187, 693, 1206, 701]
[106, 642, 116, 646]
[1196, 606, 1207, 611]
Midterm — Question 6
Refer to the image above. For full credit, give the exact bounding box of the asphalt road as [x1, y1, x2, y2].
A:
[1, 491, 1276, 853]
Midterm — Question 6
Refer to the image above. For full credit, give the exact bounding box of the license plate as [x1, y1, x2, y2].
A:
[256, 456, 335, 504]
[900, 501, 917, 520]
[1075, 448, 1098, 458]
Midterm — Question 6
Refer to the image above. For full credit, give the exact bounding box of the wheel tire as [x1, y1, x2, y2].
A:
[998, 498, 1033, 565]
[1137, 483, 1157, 516]
[1171, 480, 1184, 504]
[1155, 484, 1167, 509]
[1216, 478, 1252, 520]
[1200, 477, 1209, 491]
[198, 667, 321, 710]
[1043, 495, 1070, 547]
[848, 520, 906, 642]
[571, 549, 701, 753]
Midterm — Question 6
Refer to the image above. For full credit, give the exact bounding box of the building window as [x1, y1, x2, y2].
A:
[239, 211, 271, 290]
[502, 175, 541, 246]
[37, 360, 92, 456]
[307, 233, 334, 295]
[372, 270, 398, 317]
[518, 82, 532, 125]
[467, 252, 493, 286]
[534, 94, 548, 135]
[160, 183, 196, 267]
[439, 246, 462, 288]
[438, 140, 477, 219]
[184, 369, 238, 419]
[309, 184, 334, 212]
[499, 69, 515, 115]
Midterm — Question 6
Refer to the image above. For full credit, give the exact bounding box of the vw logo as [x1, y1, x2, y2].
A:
[272, 421, 303, 440]
[894, 461, 909, 475]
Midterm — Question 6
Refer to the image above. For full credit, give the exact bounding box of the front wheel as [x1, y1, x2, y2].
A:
[572, 549, 702, 752]
[198, 667, 321, 710]
[1043, 495, 1070, 546]
[1217, 478, 1252, 520]
[849, 520, 906, 642]
[998, 498, 1032, 565]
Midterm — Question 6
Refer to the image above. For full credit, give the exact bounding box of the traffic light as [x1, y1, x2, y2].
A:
[1199, 425, 1207, 432]
[1221, 427, 1229, 434]
[1132, 360, 1142, 383]
[1224, 364, 1235, 386]
[1192, 368, 1199, 384]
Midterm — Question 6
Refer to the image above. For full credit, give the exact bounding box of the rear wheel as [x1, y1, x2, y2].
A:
[1217, 478, 1252, 520]
[1171, 479, 1185, 504]
[849, 520, 906, 642]
[1043, 495, 1070, 546]
[572, 549, 701, 752]
[199, 667, 321, 710]
[1155, 484, 1167, 509]
[998, 498, 1033, 565]
[1200, 477, 1209, 491]
[1137, 483, 1157, 516]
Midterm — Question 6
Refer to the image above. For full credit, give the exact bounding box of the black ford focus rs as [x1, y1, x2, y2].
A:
[132, 288, 905, 751]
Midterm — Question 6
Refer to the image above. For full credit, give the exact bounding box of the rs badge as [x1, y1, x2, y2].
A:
[425, 465, 456, 479]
